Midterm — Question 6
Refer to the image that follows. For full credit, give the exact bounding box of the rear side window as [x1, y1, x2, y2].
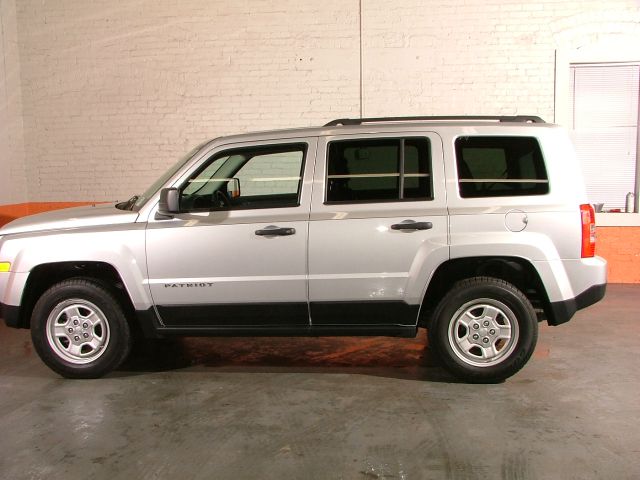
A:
[326, 138, 432, 203]
[455, 136, 549, 198]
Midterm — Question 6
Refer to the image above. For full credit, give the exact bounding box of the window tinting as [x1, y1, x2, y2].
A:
[326, 138, 432, 203]
[180, 144, 305, 211]
[455, 136, 549, 198]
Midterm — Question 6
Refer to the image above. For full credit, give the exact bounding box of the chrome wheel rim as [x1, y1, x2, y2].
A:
[46, 299, 110, 364]
[447, 298, 519, 367]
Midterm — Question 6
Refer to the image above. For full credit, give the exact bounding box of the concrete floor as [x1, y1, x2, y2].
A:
[0, 285, 638, 480]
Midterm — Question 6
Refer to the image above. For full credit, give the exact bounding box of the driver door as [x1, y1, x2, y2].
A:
[145, 137, 317, 329]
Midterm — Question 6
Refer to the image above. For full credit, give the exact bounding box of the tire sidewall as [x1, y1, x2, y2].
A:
[431, 279, 538, 383]
[31, 280, 131, 379]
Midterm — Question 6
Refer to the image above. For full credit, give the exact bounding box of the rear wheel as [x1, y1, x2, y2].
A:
[428, 277, 538, 383]
[30, 278, 132, 378]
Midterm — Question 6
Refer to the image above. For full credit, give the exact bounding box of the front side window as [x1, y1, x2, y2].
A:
[180, 144, 306, 211]
[326, 138, 432, 203]
[455, 136, 549, 198]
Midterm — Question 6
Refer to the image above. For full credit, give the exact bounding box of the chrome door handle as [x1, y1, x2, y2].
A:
[390, 221, 433, 231]
[255, 226, 296, 236]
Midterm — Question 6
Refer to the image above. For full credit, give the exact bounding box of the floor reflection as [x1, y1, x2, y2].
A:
[120, 330, 448, 380]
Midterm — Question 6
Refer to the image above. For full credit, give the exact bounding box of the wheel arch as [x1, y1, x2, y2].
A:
[16, 261, 136, 329]
[418, 256, 551, 327]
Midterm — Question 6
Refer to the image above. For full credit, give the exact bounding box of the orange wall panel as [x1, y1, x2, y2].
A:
[0, 202, 95, 227]
[597, 226, 640, 284]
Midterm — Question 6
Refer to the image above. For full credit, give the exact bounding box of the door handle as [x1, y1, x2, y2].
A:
[390, 221, 433, 231]
[255, 226, 296, 236]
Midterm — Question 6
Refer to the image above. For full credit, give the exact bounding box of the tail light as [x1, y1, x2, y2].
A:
[580, 204, 596, 258]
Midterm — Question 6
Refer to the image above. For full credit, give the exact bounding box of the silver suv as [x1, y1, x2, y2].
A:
[0, 116, 607, 382]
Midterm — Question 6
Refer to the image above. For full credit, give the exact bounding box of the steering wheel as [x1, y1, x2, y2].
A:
[213, 190, 232, 208]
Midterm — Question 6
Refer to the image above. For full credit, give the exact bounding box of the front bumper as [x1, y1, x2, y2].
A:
[0, 302, 22, 328]
[0, 269, 30, 328]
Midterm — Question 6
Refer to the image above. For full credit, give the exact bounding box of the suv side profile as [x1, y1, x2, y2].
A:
[0, 116, 607, 382]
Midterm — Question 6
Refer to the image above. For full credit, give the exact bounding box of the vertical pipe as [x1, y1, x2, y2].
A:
[635, 68, 640, 213]
[553, 51, 557, 124]
[571, 66, 576, 129]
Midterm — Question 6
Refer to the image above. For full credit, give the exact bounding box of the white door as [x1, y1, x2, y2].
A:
[145, 138, 317, 328]
[308, 133, 449, 327]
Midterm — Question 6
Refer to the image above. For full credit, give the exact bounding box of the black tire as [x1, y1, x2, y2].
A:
[30, 278, 132, 379]
[428, 277, 538, 383]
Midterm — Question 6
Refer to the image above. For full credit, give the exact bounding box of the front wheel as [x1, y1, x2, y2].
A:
[30, 279, 132, 379]
[428, 277, 538, 383]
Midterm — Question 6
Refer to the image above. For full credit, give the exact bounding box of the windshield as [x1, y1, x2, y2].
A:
[129, 142, 210, 211]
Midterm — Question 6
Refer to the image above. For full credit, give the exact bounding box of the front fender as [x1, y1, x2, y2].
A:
[0, 225, 151, 311]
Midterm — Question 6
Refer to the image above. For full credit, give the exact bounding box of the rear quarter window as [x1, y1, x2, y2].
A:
[455, 136, 549, 198]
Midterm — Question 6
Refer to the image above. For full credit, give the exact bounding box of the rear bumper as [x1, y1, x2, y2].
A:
[547, 283, 607, 326]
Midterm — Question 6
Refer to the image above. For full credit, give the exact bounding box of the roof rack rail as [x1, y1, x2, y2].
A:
[324, 115, 546, 126]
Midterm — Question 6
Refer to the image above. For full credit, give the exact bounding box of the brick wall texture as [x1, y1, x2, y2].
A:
[0, 0, 27, 203]
[0, 0, 637, 203]
[1, 0, 640, 281]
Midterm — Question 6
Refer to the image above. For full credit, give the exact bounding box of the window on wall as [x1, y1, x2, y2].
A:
[570, 63, 640, 211]
[326, 138, 432, 203]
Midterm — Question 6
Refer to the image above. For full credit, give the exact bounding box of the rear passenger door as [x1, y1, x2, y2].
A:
[308, 133, 449, 328]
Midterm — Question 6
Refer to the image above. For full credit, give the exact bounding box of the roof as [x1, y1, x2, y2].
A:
[211, 115, 557, 146]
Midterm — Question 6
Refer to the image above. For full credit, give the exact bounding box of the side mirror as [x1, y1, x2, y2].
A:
[228, 178, 241, 199]
[158, 188, 180, 215]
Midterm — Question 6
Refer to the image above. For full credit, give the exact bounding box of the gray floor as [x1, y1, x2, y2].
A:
[0, 285, 638, 480]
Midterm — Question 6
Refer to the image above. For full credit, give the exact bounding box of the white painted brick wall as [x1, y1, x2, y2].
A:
[362, 0, 640, 119]
[0, 0, 27, 204]
[3, 0, 640, 203]
[15, 0, 360, 202]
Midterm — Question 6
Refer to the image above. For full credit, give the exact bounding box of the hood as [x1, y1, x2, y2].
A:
[0, 204, 139, 236]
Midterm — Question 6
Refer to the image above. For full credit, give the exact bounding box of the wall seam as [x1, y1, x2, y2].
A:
[359, 0, 363, 118]
[0, 0, 27, 204]
[11, 0, 27, 203]
[0, 2, 8, 112]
